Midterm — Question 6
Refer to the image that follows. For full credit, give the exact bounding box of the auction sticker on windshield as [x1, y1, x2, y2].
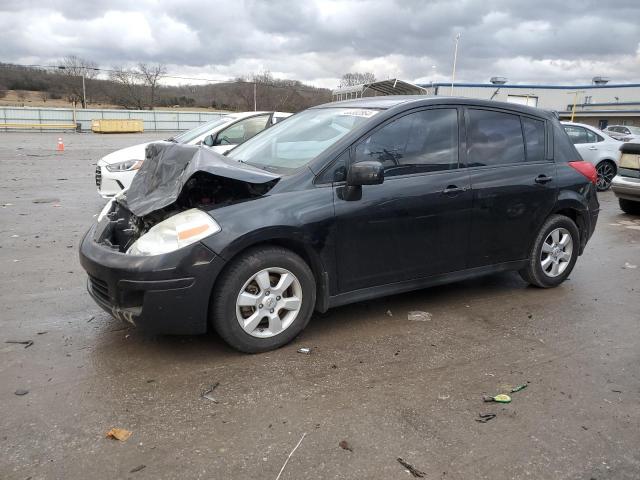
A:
[338, 109, 379, 118]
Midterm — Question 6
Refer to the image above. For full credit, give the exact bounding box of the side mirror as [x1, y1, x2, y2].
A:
[203, 135, 215, 147]
[347, 161, 384, 186]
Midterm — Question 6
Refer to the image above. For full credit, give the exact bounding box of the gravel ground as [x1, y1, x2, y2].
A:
[1, 131, 639, 480]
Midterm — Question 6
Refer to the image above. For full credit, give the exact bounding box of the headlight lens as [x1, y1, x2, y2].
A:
[106, 159, 144, 172]
[127, 209, 220, 256]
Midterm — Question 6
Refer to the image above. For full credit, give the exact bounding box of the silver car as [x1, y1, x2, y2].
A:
[562, 122, 621, 191]
[612, 143, 640, 215]
[603, 125, 640, 143]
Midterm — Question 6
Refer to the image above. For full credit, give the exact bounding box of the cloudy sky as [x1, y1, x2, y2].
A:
[1, 0, 639, 88]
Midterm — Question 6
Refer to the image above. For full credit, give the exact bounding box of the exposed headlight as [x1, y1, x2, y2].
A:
[106, 159, 144, 172]
[97, 198, 115, 222]
[127, 209, 220, 256]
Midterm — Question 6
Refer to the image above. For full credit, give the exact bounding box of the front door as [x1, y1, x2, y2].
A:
[333, 107, 472, 293]
[464, 108, 558, 267]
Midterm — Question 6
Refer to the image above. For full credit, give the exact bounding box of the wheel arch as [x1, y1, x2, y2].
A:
[551, 197, 590, 254]
[213, 231, 330, 314]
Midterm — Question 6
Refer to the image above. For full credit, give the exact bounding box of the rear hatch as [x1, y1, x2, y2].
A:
[619, 143, 640, 179]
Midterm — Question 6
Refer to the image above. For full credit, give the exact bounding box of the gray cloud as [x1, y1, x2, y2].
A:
[0, 0, 638, 88]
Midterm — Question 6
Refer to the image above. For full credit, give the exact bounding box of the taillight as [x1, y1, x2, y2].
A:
[569, 161, 597, 185]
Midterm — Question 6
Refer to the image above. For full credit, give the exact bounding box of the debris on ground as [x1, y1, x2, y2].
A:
[510, 383, 529, 393]
[275, 432, 307, 480]
[396, 457, 425, 478]
[201, 382, 220, 403]
[438, 394, 450, 400]
[87, 316, 95, 323]
[407, 311, 432, 322]
[106, 428, 132, 442]
[130, 465, 146, 473]
[5, 340, 34, 349]
[482, 394, 512, 403]
[32, 198, 60, 204]
[475, 413, 497, 423]
[14, 389, 29, 396]
[623, 262, 637, 269]
[36, 331, 48, 335]
[297, 347, 311, 354]
[386, 310, 393, 317]
[339, 440, 353, 452]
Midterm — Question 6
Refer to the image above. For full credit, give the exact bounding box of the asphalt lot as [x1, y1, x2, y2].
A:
[1, 131, 639, 480]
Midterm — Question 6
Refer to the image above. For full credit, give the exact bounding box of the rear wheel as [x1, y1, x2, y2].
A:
[210, 246, 316, 353]
[519, 215, 580, 288]
[595, 160, 616, 191]
[619, 198, 640, 215]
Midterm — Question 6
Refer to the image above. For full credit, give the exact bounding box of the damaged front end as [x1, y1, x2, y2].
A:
[93, 142, 280, 254]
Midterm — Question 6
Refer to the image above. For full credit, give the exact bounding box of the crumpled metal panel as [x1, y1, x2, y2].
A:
[123, 142, 279, 217]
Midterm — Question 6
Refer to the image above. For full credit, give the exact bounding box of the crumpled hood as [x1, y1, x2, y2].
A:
[101, 142, 150, 165]
[122, 142, 280, 217]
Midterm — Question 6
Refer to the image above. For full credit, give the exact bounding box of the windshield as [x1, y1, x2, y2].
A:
[170, 116, 232, 144]
[227, 108, 379, 173]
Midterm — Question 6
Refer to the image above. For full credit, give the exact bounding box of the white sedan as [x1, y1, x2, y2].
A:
[562, 121, 622, 191]
[96, 111, 291, 197]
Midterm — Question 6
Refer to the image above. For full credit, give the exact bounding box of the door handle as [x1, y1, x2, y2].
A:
[442, 185, 466, 195]
[588, 146, 597, 150]
[535, 175, 553, 184]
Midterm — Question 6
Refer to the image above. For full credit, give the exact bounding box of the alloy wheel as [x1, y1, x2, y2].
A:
[540, 227, 573, 278]
[596, 162, 615, 190]
[235, 267, 303, 338]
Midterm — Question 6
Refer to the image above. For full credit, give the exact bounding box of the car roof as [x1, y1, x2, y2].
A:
[561, 121, 597, 129]
[312, 95, 554, 119]
[226, 111, 276, 119]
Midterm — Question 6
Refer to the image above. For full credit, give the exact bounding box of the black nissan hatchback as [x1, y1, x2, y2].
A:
[80, 97, 600, 352]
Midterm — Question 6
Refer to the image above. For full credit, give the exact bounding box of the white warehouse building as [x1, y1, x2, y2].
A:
[331, 77, 640, 129]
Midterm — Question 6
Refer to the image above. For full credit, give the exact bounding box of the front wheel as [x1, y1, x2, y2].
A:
[210, 246, 316, 353]
[595, 160, 616, 191]
[519, 215, 580, 288]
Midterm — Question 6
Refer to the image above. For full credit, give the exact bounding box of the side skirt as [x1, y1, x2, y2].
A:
[327, 260, 528, 309]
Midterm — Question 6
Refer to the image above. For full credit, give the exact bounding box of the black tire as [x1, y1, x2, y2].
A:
[519, 215, 580, 288]
[619, 198, 640, 215]
[210, 246, 316, 353]
[595, 160, 616, 191]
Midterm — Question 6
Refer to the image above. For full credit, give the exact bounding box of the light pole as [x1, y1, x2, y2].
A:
[450, 33, 461, 96]
[57, 65, 99, 108]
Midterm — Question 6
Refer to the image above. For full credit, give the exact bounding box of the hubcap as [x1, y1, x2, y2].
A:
[540, 227, 573, 278]
[596, 162, 615, 190]
[235, 267, 303, 338]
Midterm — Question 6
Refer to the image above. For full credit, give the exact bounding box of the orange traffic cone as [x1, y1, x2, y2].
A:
[57, 137, 64, 152]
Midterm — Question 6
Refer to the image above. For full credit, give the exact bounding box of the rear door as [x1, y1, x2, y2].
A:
[465, 108, 557, 267]
[563, 124, 598, 164]
[333, 107, 472, 292]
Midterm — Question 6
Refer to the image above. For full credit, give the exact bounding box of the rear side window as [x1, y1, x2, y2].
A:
[354, 108, 458, 177]
[563, 125, 588, 144]
[522, 117, 546, 162]
[466, 109, 525, 167]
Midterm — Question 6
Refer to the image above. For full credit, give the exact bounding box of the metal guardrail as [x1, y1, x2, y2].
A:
[0, 106, 226, 132]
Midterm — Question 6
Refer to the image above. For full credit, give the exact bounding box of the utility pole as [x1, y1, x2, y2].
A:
[82, 74, 86, 109]
[567, 90, 585, 122]
[253, 82, 257, 111]
[450, 33, 461, 96]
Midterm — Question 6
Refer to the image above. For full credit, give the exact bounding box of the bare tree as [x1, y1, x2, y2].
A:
[138, 63, 166, 109]
[109, 66, 146, 109]
[58, 55, 99, 107]
[39, 91, 48, 103]
[339, 72, 376, 87]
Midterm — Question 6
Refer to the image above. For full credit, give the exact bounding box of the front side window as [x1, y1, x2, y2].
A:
[522, 117, 546, 162]
[216, 115, 270, 145]
[353, 108, 459, 177]
[563, 125, 589, 144]
[467, 109, 525, 167]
